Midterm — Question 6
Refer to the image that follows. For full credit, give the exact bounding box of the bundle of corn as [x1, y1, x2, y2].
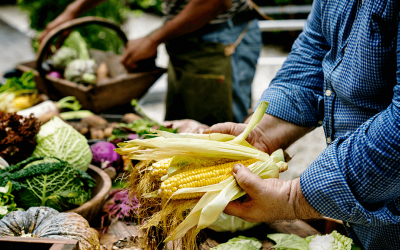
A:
[116, 101, 288, 249]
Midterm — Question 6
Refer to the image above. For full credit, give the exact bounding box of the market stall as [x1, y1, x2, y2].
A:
[0, 17, 350, 250]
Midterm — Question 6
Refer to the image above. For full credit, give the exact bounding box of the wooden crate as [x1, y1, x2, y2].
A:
[17, 16, 166, 113]
[0, 236, 79, 250]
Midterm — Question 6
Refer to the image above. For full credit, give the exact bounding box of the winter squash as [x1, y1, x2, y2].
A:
[0, 207, 100, 250]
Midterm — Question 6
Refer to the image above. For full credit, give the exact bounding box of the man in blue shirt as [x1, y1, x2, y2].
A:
[207, 0, 400, 248]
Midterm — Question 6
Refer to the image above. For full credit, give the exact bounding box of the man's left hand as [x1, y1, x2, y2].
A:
[121, 36, 158, 71]
[224, 164, 297, 223]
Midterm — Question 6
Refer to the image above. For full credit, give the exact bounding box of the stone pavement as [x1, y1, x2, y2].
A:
[0, 19, 35, 78]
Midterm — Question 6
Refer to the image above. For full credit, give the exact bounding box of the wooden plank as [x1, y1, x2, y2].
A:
[49, 243, 79, 250]
[0, 236, 78, 244]
[258, 19, 306, 32]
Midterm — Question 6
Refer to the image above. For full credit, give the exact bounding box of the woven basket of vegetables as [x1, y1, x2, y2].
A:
[15, 16, 165, 113]
[116, 102, 289, 250]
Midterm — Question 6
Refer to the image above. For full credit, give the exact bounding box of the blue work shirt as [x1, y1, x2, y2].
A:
[257, 0, 400, 248]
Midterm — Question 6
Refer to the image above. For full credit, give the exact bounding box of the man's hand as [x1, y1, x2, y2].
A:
[205, 113, 311, 154]
[163, 119, 209, 134]
[120, 37, 158, 71]
[224, 164, 321, 222]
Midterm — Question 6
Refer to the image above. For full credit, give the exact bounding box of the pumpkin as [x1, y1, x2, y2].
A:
[0, 207, 100, 250]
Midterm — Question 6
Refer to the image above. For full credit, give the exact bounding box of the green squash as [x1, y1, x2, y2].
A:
[0, 207, 100, 250]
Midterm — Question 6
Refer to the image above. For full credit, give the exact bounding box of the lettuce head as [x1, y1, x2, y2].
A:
[33, 116, 92, 171]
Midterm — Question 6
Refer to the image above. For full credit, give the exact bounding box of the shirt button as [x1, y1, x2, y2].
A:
[326, 137, 332, 143]
[318, 120, 323, 125]
[325, 90, 332, 97]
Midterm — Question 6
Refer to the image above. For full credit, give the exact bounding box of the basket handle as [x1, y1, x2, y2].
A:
[36, 16, 128, 77]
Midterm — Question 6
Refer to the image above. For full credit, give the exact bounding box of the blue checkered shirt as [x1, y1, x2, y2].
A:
[257, 0, 400, 248]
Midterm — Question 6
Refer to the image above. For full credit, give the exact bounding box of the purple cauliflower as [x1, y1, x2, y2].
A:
[90, 141, 121, 169]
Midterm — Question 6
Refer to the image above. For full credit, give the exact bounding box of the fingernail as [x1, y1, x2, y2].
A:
[233, 164, 241, 174]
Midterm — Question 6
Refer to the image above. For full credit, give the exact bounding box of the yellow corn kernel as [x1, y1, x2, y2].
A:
[151, 158, 173, 177]
[161, 159, 258, 200]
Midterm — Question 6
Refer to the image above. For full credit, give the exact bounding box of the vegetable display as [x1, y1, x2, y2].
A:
[116, 101, 288, 249]
[0, 207, 100, 250]
[32, 116, 92, 171]
[0, 112, 41, 165]
[267, 231, 355, 250]
[0, 156, 95, 212]
[63, 31, 98, 85]
[0, 182, 22, 219]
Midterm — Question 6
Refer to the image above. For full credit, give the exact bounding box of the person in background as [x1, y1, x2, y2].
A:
[39, 0, 262, 126]
[205, 0, 400, 249]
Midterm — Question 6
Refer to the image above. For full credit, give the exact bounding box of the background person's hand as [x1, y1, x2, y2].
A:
[163, 119, 209, 134]
[224, 164, 297, 223]
[121, 37, 158, 71]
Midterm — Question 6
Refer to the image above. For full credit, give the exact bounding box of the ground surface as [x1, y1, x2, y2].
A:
[0, 5, 327, 181]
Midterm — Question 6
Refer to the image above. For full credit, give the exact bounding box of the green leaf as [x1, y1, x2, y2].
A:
[267, 233, 309, 250]
[211, 236, 262, 250]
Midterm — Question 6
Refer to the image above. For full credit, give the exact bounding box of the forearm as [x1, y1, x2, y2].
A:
[64, 0, 107, 18]
[148, 0, 231, 45]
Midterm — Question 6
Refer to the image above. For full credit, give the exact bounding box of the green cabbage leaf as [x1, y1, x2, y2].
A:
[267, 231, 355, 250]
[32, 116, 92, 171]
[211, 236, 262, 250]
[0, 157, 95, 212]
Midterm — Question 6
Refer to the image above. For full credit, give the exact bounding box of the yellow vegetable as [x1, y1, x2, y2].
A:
[161, 159, 258, 200]
[117, 101, 287, 249]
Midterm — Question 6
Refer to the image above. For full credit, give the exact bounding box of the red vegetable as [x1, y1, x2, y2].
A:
[0, 112, 41, 165]
[48, 71, 61, 78]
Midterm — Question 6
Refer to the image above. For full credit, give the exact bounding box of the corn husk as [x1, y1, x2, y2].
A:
[118, 101, 286, 249]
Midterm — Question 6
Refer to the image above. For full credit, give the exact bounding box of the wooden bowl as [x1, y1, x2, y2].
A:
[67, 164, 112, 222]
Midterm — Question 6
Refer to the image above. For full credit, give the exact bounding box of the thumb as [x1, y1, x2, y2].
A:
[232, 164, 263, 196]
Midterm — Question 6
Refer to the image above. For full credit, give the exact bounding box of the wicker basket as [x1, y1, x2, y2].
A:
[16, 16, 165, 113]
[67, 164, 111, 222]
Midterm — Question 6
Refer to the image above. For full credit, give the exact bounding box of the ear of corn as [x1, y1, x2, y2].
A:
[165, 160, 279, 242]
[160, 159, 258, 200]
[117, 101, 286, 248]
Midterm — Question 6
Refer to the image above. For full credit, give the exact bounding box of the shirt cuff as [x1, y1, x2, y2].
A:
[255, 84, 321, 127]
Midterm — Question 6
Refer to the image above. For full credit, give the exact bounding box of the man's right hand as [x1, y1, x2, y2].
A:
[204, 113, 312, 154]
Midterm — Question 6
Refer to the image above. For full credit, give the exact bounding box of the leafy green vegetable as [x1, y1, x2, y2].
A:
[52, 47, 78, 70]
[267, 231, 354, 250]
[56, 96, 82, 111]
[108, 119, 178, 141]
[268, 233, 309, 250]
[0, 70, 36, 93]
[18, 0, 129, 54]
[108, 99, 178, 141]
[211, 236, 262, 250]
[32, 116, 92, 172]
[0, 182, 23, 219]
[0, 157, 95, 212]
